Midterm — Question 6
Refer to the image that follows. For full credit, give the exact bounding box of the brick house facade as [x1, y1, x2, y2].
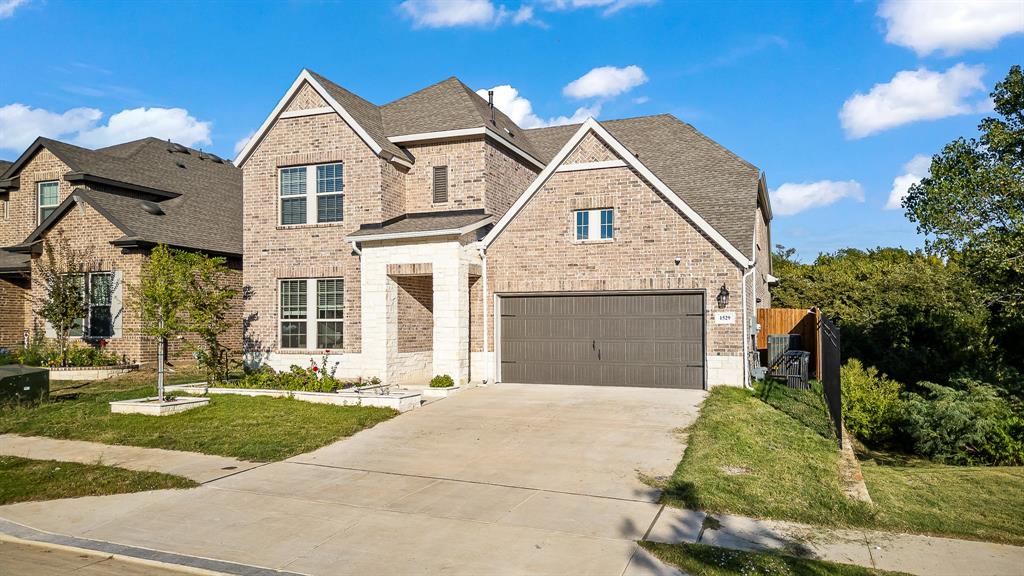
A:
[238, 69, 773, 389]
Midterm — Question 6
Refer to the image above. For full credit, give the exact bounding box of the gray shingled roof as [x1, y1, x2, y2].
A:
[6, 138, 241, 256]
[0, 160, 12, 175]
[525, 115, 762, 259]
[348, 211, 492, 239]
[308, 71, 412, 162]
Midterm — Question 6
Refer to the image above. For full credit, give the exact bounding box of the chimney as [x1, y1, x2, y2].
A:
[488, 90, 495, 124]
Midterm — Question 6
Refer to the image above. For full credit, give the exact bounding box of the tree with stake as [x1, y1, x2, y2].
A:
[34, 233, 92, 367]
[181, 251, 238, 384]
[134, 245, 191, 402]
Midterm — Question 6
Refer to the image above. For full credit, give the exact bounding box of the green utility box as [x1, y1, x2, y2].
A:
[0, 365, 49, 405]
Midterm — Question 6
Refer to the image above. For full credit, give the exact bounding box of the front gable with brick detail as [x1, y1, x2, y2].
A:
[238, 69, 772, 388]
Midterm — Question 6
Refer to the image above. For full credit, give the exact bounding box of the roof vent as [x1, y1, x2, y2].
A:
[504, 127, 514, 138]
[175, 160, 187, 169]
[488, 90, 495, 125]
[167, 142, 190, 154]
[140, 200, 165, 215]
[208, 153, 224, 164]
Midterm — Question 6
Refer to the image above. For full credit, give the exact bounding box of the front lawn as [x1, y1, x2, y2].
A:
[0, 374, 397, 462]
[640, 542, 909, 576]
[660, 382, 1024, 545]
[0, 456, 196, 505]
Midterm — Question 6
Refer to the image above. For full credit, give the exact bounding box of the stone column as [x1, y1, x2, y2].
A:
[432, 255, 470, 385]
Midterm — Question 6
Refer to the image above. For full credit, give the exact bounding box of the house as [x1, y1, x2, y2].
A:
[0, 137, 243, 363]
[237, 69, 773, 388]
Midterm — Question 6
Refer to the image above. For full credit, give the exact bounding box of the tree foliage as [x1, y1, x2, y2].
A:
[34, 233, 92, 367]
[772, 246, 991, 388]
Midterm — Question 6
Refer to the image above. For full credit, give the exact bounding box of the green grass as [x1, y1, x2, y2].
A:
[640, 542, 909, 576]
[661, 381, 1024, 545]
[0, 371, 398, 462]
[0, 456, 197, 505]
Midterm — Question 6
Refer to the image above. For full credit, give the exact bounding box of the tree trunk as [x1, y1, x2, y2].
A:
[157, 315, 165, 403]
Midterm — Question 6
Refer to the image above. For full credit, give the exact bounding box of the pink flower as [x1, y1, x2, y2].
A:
[325, 349, 331, 354]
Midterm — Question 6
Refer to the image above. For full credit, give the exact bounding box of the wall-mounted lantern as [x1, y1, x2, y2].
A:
[716, 284, 730, 308]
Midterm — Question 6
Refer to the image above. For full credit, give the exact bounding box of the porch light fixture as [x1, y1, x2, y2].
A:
[716, 284, 730, 308]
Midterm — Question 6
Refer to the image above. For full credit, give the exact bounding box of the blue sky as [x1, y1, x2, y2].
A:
[1, 0, 1021, 260]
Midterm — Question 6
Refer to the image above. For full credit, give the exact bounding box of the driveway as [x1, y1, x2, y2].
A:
[0, 384, 704, 575]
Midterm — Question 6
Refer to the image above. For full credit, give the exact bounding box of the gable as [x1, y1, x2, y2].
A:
[562, 132, 619, 164]
[283, 81, 331, 113]
[483, 119, 753, 267]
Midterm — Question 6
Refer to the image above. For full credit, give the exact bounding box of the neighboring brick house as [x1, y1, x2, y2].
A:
[237, 69, 773, 388]
[0, 137, 242, 364]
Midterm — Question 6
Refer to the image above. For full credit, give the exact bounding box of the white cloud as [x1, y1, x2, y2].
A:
[234, 129, 257, 155]
[0, 104, 102, 151]
[0, 104, 212, 152]
[632, 96, 649, 104]
[544, 0, 657, 16]
[839, 64, 987, 139]
[770, 180, 865, 216]
[878, 0, 1024, 56]
[476, 84, 600, 128]
[74, 107, 211, 149]
[885, 155, 931, 210]
[0, 0, 27, 19]
[563, 65, 648, 100]
[399, 0, 537, 28]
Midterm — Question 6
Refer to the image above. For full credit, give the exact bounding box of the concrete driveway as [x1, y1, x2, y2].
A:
[0, 384, 704, 575]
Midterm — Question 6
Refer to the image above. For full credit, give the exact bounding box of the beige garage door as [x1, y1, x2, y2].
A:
[499, 293, 705, 389]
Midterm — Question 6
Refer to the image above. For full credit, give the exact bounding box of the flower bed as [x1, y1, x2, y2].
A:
[0, 340, 127, 369]
[170, 384, 422, 412]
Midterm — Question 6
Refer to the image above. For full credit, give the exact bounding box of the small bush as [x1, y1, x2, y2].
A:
[0, 340, 122, 368]
[430, 374, 454, 388]
[903, 379, 1024, 466]
[841, 359, 905, 446]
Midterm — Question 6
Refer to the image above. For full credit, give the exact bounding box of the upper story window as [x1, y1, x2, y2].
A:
[38, 181, 60, 223]
[279, 163, 344, 226]
[432, 165, 449, 204]
[279, 278, 344, 350]
[574, 208, 614, 241]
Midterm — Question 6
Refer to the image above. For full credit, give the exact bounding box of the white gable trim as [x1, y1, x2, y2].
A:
[481, 118, 753, 267]
[234, 70, 384, 167]
[279, 106, 334, 119]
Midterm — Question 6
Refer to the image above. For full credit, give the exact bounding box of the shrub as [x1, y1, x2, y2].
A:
[430, 374, 455, 388]
[840, 359, 905, 446]
[903, 379, 1024, 466]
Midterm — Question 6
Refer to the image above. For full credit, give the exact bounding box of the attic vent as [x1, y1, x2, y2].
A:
[175, 160, 187, 169]
[167, 142, 190, 154]
[432, 165, 449, 204]
[140, 200, 165, 215]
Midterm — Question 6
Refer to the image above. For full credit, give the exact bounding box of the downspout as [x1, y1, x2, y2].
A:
[741, 208, 759, 388]
[350, 240, 362, 256]
[478, 246, 489, 383]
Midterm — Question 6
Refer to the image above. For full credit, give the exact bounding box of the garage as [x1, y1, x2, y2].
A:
[499, 292, 705, 389]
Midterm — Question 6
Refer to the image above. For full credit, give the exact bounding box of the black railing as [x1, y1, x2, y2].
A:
[819, 315, 842, 447]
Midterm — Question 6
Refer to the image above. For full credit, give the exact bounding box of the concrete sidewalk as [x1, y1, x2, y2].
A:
[648, 507, 1024, 575]
[0, 434, 262, 483]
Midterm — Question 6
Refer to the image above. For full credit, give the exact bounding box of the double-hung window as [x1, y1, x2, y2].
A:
[574, 208, 614, 241]
[279, 163, 344, 225]
[279, 278, 344, 350]
[38, 181, 60, 223]
[69, 272, 114, 338]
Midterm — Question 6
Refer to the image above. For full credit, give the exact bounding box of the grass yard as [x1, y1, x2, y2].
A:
[0, 456, 196, 505]
[660, 381, 1024, 545]
[640, 542, 909, 576]
[0, 371, 397, 462]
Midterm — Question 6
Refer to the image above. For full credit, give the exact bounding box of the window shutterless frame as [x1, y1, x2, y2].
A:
[279, 278, 344, 350]
[37, 181, 60, 224]
[278, 163, 344, 226]
[573, 208, 614, 241]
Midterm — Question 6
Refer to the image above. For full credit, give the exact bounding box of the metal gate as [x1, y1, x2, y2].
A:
[499, 293, 705, 389]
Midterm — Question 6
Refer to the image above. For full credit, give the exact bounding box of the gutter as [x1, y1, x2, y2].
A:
[479, 246, 489, 382]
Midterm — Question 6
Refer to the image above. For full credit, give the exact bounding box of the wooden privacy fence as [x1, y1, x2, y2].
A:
[757, 307, 822, 378]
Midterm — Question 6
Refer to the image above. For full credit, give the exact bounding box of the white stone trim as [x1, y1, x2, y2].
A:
[278, 106, 335, 119]
[482, 117, 754, 267]
[344, 216, 492, 242]
[555, 159, 626, 172]
[234, 69, 385, 167]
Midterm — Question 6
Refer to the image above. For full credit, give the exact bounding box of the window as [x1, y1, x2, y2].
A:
[2, 199, 8, 220]
[69, 272, 114, 338]
[38, 181, 59, 223]
[574, 208, 614, 241]
[279, 163, 344, 225]
[432, 165, 449, 204]
[279, 278, 344, 350]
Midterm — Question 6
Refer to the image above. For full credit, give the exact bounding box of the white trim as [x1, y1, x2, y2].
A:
[235, 70, 384, 167]
[388, 126, 545, 170]
[481, 118, 753, 267]
[344, 217, 493, 242]
[278, 106, 335, 119]
[556, 159, 626, 172]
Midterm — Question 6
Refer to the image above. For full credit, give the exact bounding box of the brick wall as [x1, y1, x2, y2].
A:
[402, 138, 487, 214]
[0, 276, 29, 349]
[0, 149, 73, 247]
[754, 201, 771, 310]
[485, 131, 746, 362]
[242, 90, 386, 356]
[395, 275, 432, 352]
[484, 139, 540, 218]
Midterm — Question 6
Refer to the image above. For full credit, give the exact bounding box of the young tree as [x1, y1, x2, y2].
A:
[134, 245, 191, 401]
[34, 233, 92, 367]
[181, 252, 238, 383]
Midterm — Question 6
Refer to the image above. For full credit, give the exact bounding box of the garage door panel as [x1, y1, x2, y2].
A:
[501, 293, 705, 389]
